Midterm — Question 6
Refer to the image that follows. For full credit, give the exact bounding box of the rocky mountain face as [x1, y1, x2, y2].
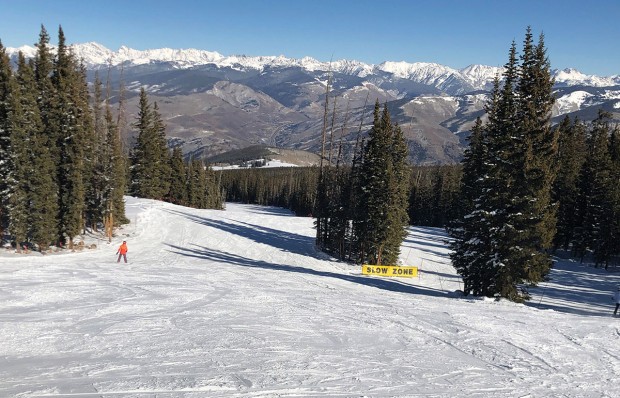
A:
[8, 43, 620, 164]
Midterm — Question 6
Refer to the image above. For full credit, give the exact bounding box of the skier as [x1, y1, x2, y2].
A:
[613, 287, 620, 316]
[116, 241, 128, 263]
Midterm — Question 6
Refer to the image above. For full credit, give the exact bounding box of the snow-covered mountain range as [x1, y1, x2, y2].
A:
[6, 42, 620, 163]
[10, 42, 620, 88]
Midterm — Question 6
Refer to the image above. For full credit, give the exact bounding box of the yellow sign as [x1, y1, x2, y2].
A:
[362, 265, 418, 278]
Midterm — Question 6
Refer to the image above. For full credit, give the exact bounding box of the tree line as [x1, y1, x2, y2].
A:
[221, 163, 461, 226]
[0, 26, 127, 251]
[0, 27, 222, 252]
[552, 112, 620, 267]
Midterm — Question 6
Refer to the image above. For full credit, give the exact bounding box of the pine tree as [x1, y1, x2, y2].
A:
[187, 158, 207, 208]
[483, 42, 522, 300]
[105, 95, 128, 226]
[5, 54, 31, 250]
[151, 102, 171, 199]
[513, 29, 558, 284]
[88, 74, 128, 237]
[130, 89, 171, 200]
[131, 88, 155, 198]
[553, 116, 587, 250]
[354, 101, 410, 265]
[52, 27, 90, 247]
[449, 117, 493, 295]
[450, 29, 557, 301]
[85, 74, 106, 231]
[608, 126, 620, 264]
[577, 111, 614, 267]
[167, 147, 188, 205]
[33, 25, 61, 242]
[383, 115, 410, 263]
[0, 41, 12, 240]
[205, 165, 223, 209]
[25, 60, 58, 250]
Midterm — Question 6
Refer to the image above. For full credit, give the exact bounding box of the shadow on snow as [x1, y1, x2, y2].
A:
[162, 208, 449, 298]
[165, 243, 449, 298]
[525, 259, 620, 317]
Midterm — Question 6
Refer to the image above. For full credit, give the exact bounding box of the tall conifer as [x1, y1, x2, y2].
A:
[131, 88, 155, 198]
[53, 26, 89, 246]
[450, 29, 557, 301]
[354, 102, 409, 265]
[167, 147, 187, 205]
[0, 41, 12, 239]
[6, 54, 32, 249]
[553, 117, 587, 250]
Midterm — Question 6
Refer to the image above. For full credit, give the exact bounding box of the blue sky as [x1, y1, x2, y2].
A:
[0, 0, 618, 76]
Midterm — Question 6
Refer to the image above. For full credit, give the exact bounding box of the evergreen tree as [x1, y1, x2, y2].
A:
[187, 158, 207, 208]
[553, 116, 587, 250]
[85, 74, 106, 230]
[354, 101, 409, 265]
[131, 88, 154, 198]
[483, 43, 521, 300]
[513, 29, 558, 284]
[151, 102, 171, 199]
[33, 25, 61, 242]
[167, 147, 188, 205]
[5, 54, 31, 250]
[52, 26, 89, 247]
[449, 112, 496, 296]
[574, 111, 614, 266]
[0, 41, 12, 239]
[383, 114, 410, 263]
[205, 165, 223, 209]
[24, 60, 58, 250]
[130, 89, 171, 200]
[608, 126, 620, 264]
[450, 29, 557, 301]
[87, 74, 128, 236]
[105, 97, 128, 226]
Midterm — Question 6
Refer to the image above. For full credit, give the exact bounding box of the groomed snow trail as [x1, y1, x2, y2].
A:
[1, 197, 619, 397]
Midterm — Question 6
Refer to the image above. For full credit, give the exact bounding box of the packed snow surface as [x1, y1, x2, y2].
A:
[1, 197, 619, 397]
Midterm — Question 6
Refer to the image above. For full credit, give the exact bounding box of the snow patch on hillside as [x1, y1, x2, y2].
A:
[556, 90, 594, 114]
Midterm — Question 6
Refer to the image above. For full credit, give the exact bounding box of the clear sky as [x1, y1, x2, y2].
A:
[0, 0, 618, 76]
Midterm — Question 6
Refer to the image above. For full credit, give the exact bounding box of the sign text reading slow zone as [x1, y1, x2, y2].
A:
[363, 265, 418, 278]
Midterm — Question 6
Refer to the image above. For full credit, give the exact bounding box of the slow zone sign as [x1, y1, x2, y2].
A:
[362, 265, 418, 278]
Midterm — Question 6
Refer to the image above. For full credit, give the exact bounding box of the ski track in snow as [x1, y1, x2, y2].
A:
[1, 197, 619, 397]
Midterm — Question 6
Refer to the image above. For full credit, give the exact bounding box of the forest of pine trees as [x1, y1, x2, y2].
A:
[449, 28, 620, 301]
[0, 27, 222, 252]
[0, 26, 128, 252]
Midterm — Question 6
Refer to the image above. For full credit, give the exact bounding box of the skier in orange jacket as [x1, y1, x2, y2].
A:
[116, 241, 128, 263]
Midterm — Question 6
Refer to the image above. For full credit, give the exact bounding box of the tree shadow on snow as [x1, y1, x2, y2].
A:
[525, 259, 620, 317]
[163, 208, 316, 258]
[164, 208, 451, 298]
[228, 204, 297, 217]
[164, 244, 449, 298]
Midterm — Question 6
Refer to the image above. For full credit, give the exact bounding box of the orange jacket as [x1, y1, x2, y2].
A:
[118, 243, 128, 254]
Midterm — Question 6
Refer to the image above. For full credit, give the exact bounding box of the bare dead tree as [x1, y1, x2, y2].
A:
[328, 95, 338, 166]
[336, 97, 351, 168]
